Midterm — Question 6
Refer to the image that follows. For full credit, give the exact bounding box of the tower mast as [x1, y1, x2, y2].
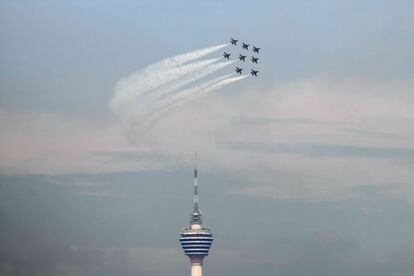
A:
[191, 153, 202, 226]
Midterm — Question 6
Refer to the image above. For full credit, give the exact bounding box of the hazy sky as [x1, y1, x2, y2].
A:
[1, 1, 414, 275]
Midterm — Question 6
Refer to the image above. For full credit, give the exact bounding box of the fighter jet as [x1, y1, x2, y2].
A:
[223, 52, 231, 59]
[250, 69, 259, 76]
[239, 54, 247, 61]
[235, 67, 243, 74]
[251, 57, 259, 64]
[242, 43, 250, 50]
[253, 46, 260, 53]
[230, 38, 238, 45]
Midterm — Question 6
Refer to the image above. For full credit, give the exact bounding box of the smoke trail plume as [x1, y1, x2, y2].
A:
[142, 74, 247, 128]
[147, 43, 228, 71]
[154, 73, 235, 109]
[154, 60, 235, 101]
[111, 59, 234, 126]
[190, 74, 249, 101]
[111, 44, 227, 105]
[156, 74, 247, 113]
[109, 43, 247, 132]
[111, 58, 218, 111]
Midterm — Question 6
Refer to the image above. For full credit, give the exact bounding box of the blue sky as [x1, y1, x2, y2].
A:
[1, 1, 414, 275]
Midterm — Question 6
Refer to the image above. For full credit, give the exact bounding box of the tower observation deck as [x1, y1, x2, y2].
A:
[179, 163, 213, 276]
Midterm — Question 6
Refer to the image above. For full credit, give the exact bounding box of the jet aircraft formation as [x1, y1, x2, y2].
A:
[227, 38, 260, 76]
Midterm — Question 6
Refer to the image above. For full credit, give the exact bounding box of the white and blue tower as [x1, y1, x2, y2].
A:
[179, 160, 213, 276]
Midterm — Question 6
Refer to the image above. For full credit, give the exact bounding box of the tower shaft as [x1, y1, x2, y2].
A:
[191, 263, 202, 276]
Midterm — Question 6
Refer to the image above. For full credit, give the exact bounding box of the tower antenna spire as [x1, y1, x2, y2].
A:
[193, 152, 199, 210]
[190, 152, 202, 226]
[194, 152, 197, 177]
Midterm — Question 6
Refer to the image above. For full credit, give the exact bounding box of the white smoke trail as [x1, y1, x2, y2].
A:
[111, 58, 218, 111]
[109, 43, 247, 132]
[112, 60, 234, 125]
[185, 74, 249, 103]
[147, 43, 228, 71]
[141, 74, 247, 128]
[157, 74, 248, 112]
[154, 73, 235, 109]
[110, 44, 227, 106]
[154, 59, 235, 101]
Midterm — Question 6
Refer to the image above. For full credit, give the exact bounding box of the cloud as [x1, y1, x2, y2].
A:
[210, 232, 414, 276]
[221, 142, 414, 159]
[354, 183, 414, 204]
[2, 75, 414, 203]
[1, 172, 413, 276]
[229, 181, 414, 204]
[2, 202, 412, 276]
[0, 109, 137, 174]
[0, 196, 183, 275]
